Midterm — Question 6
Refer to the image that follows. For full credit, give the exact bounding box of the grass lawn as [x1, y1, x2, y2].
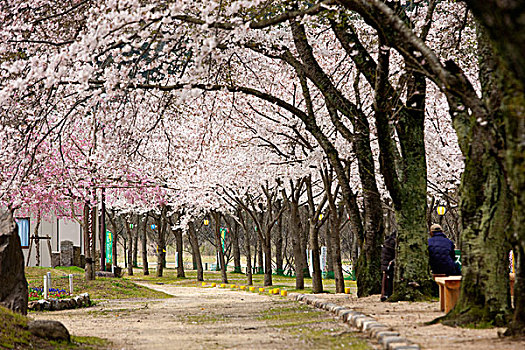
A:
[0, 305, 109, 349]
[25, 266, 171, 301]
[127, 268, 357, 295]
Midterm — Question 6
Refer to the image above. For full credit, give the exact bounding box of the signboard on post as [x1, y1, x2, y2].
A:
[320, 246, 327, 273]
[106, 230, 113, 264]
[220, 228, 227, 252]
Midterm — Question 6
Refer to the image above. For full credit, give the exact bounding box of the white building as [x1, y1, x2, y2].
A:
[14, 213, 92, 267]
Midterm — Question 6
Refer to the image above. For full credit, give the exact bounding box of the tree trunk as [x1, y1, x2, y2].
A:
[329, 209, 345, 293]
[244, 228, 253, 285]
[257, 234, 264, 274]
[125, 220, 133, 276]
[275, 201, 284, 275]
[141, 214, 149, 276]
[155, 214, 166, 278]
[263, 233, 273, 286]
[175, 228, 185, 278]
[232, 221, 242, 273]
[132, 216, 138, 268]
[325, 225, 334, 279]
[442, 25, 513, 326]
[34, 213, 41, 267]
[212, 211, 228, 283]
[83, 203, 95, 281]
[188, 222, 203, 281]
[309, 223, 323, 293]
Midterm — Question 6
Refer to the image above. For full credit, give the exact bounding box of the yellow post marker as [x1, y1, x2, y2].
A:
[259, 288, 265, 293]
[274, 288, 280, 295]
[249, 286, 256, 292]
[220, 283, 226, 288]
[211, 283, 216, 287]
[231, 284, 237, 289]
[240, 285, 246, 290]
[344, 287, 351, 294]
[201, 282, 206, 287]
[281, 290, 288, 297]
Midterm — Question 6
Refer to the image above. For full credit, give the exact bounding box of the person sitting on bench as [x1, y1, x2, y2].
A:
[428, 224, 460, 276]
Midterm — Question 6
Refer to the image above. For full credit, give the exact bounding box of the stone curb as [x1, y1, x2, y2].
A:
[28, 293, 91, 311]
[289, 293, 420, 350]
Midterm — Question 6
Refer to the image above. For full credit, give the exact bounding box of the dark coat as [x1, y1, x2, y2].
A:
[381, 233, 396, 272]
[428, 231, 457, 275]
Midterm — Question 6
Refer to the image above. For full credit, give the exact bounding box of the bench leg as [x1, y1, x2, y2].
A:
[444, 281, 461, 313]
[438, 284, 445, 312]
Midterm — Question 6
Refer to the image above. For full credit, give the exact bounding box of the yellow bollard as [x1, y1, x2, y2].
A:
[240, 285, 246, 290]
[281, 290, 288, 297]
[211, 283, 216, 287]
[249, 286, 256, 292]
[231, 284, 237, 289]
[220, 283, 226, 288]
[344, 287, 351, 294]
[259, 288, 265, 293]
[201, 282, 207, 287]
[274, 288, 280, 295]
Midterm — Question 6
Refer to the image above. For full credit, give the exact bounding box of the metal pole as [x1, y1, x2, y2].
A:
[43, 276, 48, 299]
[69, 274, 74, 295]
[46, 272, 52, 289]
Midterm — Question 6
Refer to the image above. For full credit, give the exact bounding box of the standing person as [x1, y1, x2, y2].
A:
[380, 231, 396, 301]
[428, 224, 459, 276]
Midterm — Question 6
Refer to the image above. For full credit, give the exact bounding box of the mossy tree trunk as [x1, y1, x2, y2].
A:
[441, 24, 514, 327]
[463, 0, 525, 335]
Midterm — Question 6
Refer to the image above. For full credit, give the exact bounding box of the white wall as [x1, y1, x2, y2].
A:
[15, 212, 89, 267]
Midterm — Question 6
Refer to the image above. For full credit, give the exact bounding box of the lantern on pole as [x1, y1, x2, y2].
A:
[151, 224, 156, 230]
[436, 205, 447, 216]
[203, 219, 209, 226]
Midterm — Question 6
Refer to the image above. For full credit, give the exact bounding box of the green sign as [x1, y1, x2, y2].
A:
[220, 228, 227, 252]
[106, 230, 113, 264]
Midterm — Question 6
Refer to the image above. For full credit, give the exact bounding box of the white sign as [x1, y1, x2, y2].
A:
[320, 246, 327, 272]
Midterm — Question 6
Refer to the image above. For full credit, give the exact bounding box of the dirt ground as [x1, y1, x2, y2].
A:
[321, 293, 525, 350]
[31, 283, 372, 350]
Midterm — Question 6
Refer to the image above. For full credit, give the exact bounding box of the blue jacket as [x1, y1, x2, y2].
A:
[428, 232, 458, 275]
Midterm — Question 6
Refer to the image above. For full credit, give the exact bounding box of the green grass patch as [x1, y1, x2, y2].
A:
[182, 314, 228, 324]
[291, 328, 371, 350]
[258, 304, 371, 350]
[0, 305, 31, 349]
[127, 268, 343, 294]
[26, 267, 171, 300]
[0, 306, 107, 349]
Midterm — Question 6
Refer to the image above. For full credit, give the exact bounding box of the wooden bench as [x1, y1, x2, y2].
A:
[434, 274, 516, 313]
[434, 276, 462, 313]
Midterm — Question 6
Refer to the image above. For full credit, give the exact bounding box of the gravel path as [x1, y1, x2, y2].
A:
[31, 283, 371, 349]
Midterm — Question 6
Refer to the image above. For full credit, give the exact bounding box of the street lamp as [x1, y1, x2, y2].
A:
[204, 219, 209, 226]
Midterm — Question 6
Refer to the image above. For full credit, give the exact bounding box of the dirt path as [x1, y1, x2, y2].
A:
[31, 283, 371, 349]
[320, 294, 525, 350]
